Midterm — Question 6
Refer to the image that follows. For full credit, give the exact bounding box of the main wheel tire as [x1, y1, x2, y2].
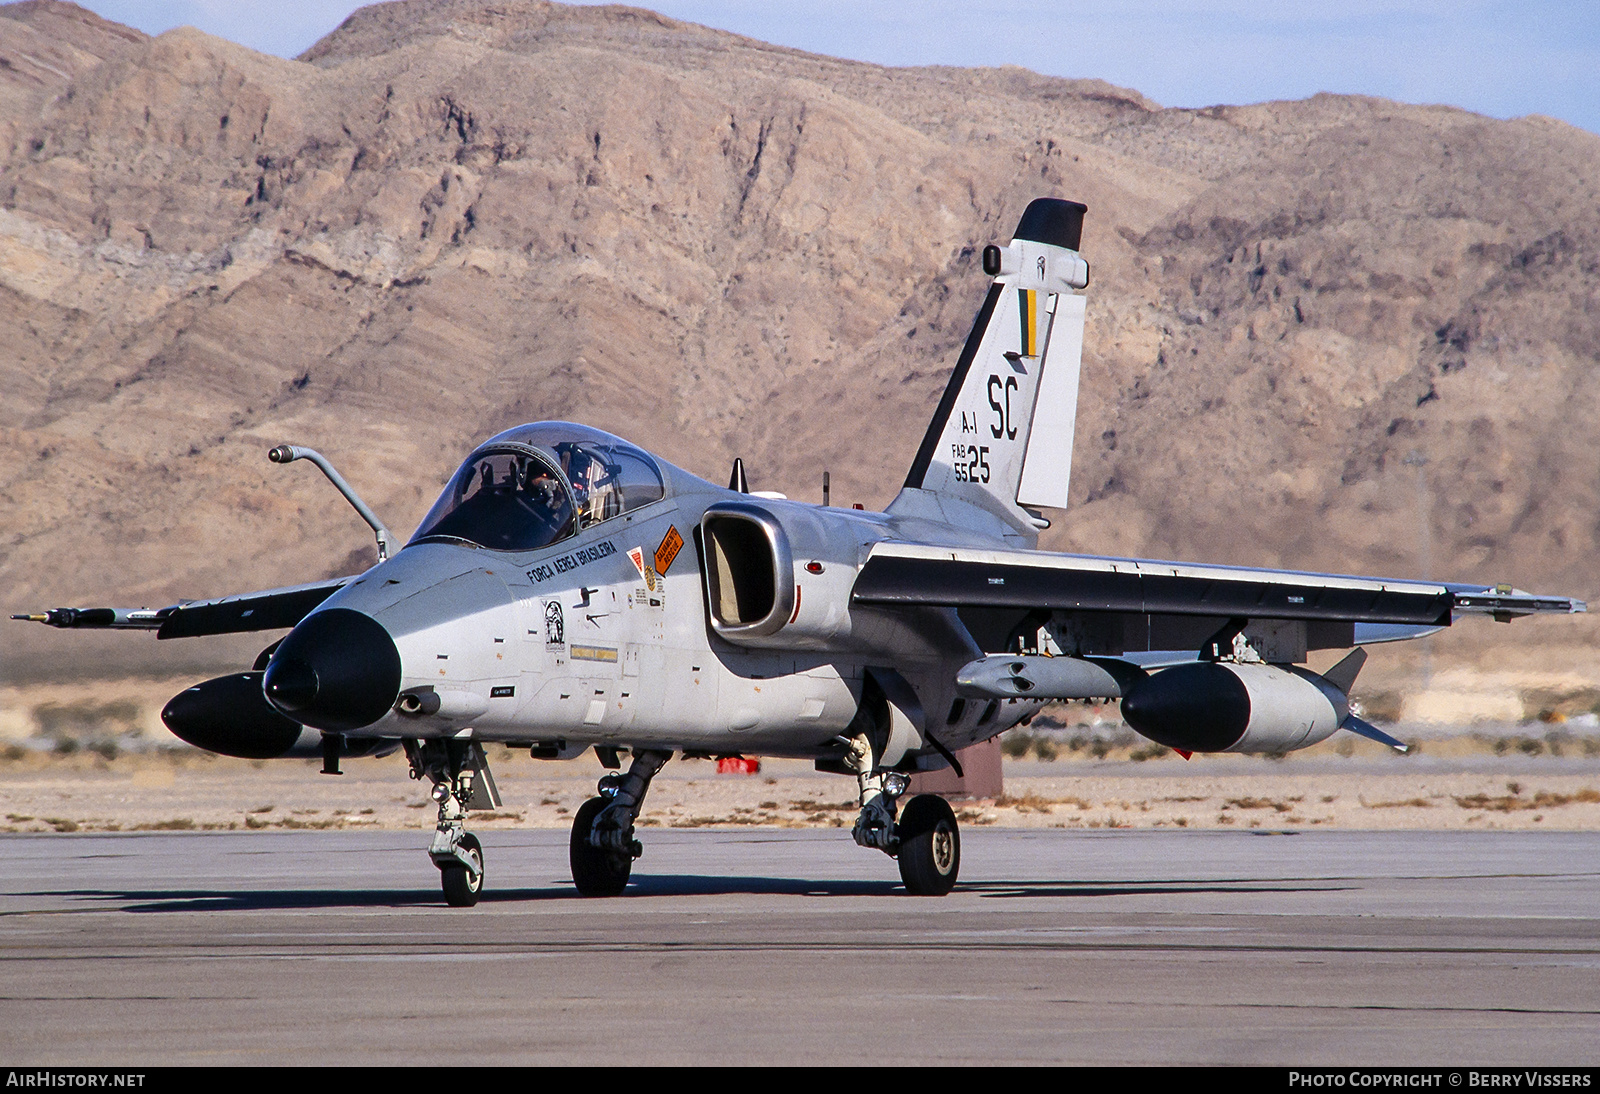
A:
[441, 833, 484, 907]
[570, 796, 632, 897]
[897, 794, 960, 896]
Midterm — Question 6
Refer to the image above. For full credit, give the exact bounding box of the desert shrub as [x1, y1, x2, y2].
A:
[33, 700, 140, 736]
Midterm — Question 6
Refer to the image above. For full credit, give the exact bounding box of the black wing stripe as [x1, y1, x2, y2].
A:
[156, 581, 347, 639]
[851, 555, 1454, 626]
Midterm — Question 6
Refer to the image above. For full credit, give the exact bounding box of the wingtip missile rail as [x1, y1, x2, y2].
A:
[1449, 584, 1586, 621]
[11, 606, 167, 629]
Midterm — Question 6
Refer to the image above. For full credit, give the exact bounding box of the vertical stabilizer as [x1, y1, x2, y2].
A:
[890, 198, 1090, 541]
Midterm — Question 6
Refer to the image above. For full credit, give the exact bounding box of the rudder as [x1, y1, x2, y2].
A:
[890, 198, 1091, 543]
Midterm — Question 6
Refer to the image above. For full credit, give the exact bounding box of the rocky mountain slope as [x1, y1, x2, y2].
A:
[2, 0, 1596, 679]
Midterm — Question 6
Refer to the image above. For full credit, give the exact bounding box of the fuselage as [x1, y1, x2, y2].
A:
[262, 422, 1044, 762]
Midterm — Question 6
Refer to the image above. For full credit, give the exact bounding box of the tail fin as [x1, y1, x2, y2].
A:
[889, 198, 1090, 543]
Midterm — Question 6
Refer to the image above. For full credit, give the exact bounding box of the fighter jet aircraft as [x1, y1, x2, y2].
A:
[16, 197, 1583, 905]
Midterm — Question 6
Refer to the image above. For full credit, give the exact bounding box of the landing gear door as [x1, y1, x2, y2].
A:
[865, 667, 926, 769]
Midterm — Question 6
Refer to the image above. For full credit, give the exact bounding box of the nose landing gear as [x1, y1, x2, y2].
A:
[406, 739, 500, 907]
[439, 832, 484, 906]
[570, 749, 671, 896]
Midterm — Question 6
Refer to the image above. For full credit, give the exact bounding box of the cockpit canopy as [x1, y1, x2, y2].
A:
[409, 423, 666, 552]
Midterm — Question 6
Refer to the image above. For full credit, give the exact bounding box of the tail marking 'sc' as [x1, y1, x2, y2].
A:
[892, 198, 1091, 539]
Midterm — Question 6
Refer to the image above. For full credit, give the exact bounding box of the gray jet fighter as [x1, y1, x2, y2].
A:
[17, 198, 1584, 905]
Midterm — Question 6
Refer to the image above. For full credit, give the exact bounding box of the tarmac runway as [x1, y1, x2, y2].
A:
[2, 827, 1597, 1065]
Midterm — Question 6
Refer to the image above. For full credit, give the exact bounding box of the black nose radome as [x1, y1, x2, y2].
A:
[263, 608, 401, 731]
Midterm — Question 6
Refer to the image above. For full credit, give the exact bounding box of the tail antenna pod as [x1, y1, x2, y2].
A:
[269, 444, 395, 562]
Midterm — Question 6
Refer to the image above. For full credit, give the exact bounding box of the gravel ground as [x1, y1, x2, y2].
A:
[4, 745, 1598, 835]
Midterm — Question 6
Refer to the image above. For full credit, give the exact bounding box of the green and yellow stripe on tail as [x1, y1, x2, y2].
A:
[1018, 288, 1038, 357]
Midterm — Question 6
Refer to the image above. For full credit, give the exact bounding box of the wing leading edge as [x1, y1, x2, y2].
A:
[851, 542, 1583, 626]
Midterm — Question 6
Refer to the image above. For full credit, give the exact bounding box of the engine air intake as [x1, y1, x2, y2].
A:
[700, 504, 794, 640]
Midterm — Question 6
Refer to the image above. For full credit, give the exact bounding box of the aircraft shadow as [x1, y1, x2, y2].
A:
[37, 887, 561, 913]
[621, 875, 900, 897]
[37, 875, 1348, 912]
[958, 879, 1357, 899]
[36, 876, 900, 912]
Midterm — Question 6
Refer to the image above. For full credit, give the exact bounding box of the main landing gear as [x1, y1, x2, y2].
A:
[570, 749, 671, 896]
[843, 732, 961, 896]
[895, 793, 960, 896]
[406, 739, 501, 907]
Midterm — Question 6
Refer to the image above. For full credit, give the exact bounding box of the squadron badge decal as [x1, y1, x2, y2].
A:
[543, 599, 564, 649]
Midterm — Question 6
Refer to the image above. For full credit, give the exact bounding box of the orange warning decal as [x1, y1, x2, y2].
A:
[654, 525, 684, 576]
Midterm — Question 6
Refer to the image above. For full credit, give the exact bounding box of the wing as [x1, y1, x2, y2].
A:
[13, 577, 352, 639]
[851, 541, 1582, 634]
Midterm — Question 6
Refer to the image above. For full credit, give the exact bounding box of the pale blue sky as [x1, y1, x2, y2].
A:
[71, 1, 1600, 135]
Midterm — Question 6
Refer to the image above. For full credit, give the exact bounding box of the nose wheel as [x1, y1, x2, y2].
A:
[406, 739, 497, 907]
[440, 832, 484, 907]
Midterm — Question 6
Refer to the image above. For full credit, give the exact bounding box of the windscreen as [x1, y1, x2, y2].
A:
[410, 448, 576, 551]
